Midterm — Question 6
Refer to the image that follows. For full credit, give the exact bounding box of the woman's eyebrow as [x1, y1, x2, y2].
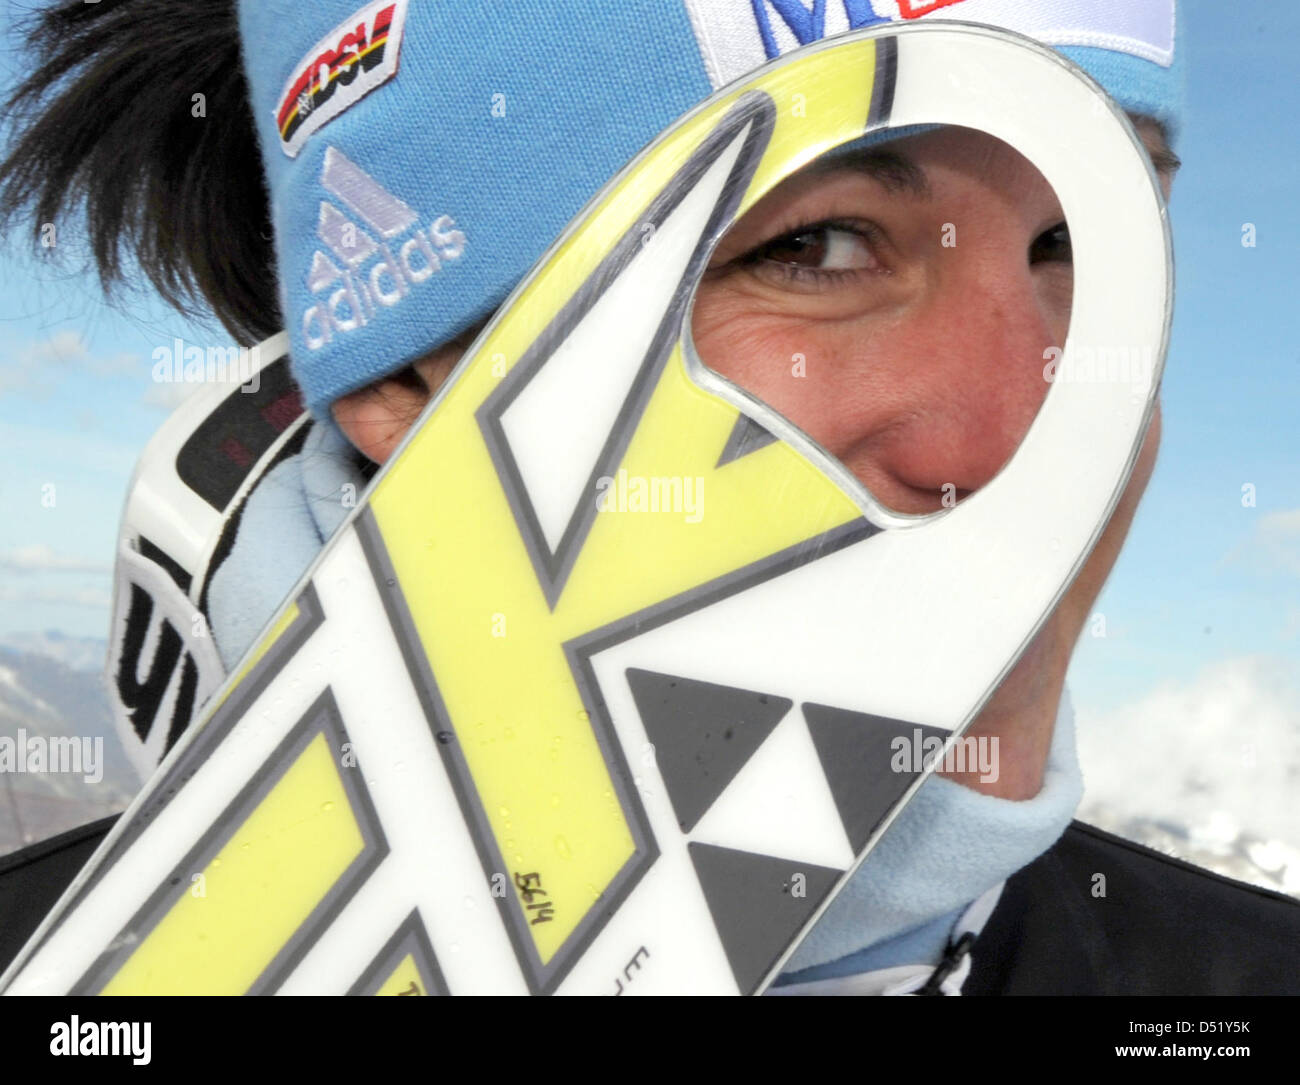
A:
[1130, 116, 1182, 177]
[814, 148, 933, 199]
[1147, 143, 1182, 177]
[824, 130, 1181, 191]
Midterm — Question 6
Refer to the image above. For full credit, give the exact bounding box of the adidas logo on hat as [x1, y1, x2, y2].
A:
[302, 146, 467, 351]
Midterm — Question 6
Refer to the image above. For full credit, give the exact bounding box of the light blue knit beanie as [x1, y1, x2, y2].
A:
[235, 0, 1186, 418]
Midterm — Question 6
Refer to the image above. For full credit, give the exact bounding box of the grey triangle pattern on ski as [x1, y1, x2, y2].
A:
[715, 413, 778, 467]
[687, 841, 841, 994]
[626, 668, 791, 833]
[801, 702, 949, 853]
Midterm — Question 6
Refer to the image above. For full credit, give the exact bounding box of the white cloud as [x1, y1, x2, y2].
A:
[87, 351, 142, 377]
[23, 329, 89, 366]
[141, 380, 201, 412]
[1255, 509, 1300, 576]
[1077, 656, 1300, 847]
[0, 330, 143, 395]
[0, 359, 34, 395]
[1284, 607, 1300, 641]
[1222, 507, 1300, 578]
[0, 583, 112, 609]
[0, 545, 111, 575]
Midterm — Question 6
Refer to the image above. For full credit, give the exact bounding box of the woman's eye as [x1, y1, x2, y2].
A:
[748, 223, 881, 275]
[1030, 222, 1072, 264]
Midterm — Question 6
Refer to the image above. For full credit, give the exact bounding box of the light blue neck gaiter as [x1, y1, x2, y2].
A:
[207, 422, 363, 672]
[777, 686, 1084, 981]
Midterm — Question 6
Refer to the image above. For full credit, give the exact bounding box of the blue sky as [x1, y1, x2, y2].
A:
[0, 256, 217, 638]
[1066, 7, 1300, 710]
[1, 4, 1296, 729]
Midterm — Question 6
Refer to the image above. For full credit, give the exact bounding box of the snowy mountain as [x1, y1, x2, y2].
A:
[0, 644, 136, 855]
[1080, 804, 1300, 898]
[0, 630, 108, 674]
[1077, 657, 1300, 899]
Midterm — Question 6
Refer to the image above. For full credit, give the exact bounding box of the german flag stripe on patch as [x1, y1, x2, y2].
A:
[271, 0, 408, 159]
[278, 32, 396, 142]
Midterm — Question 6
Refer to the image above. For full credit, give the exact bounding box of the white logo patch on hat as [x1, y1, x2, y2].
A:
[685, 0, 1175, 90]
[302, 147, 467, 351]
[274, 0, 410, 158]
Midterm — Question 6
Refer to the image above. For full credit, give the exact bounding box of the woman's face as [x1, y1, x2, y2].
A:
[691, 121, 1173, 515]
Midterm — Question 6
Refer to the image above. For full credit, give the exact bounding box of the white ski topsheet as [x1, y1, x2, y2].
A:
[1, 25, 1169, 997]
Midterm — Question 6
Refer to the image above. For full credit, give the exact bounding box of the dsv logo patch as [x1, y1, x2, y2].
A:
[302, 146, 466, 351]
[274, 0, 409, 158]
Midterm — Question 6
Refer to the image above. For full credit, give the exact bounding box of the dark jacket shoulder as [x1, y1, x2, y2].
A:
[965, 820, 1300, 995]
[3, 816, 1298, 993]
[0, 815, 118, 977]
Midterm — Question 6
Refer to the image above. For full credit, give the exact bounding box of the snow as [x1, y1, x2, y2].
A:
[1078, 655, 1300, 897]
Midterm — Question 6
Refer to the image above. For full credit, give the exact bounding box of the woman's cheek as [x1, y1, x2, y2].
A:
[696, 300, 795, 393]
[694, 295, 856, 429]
